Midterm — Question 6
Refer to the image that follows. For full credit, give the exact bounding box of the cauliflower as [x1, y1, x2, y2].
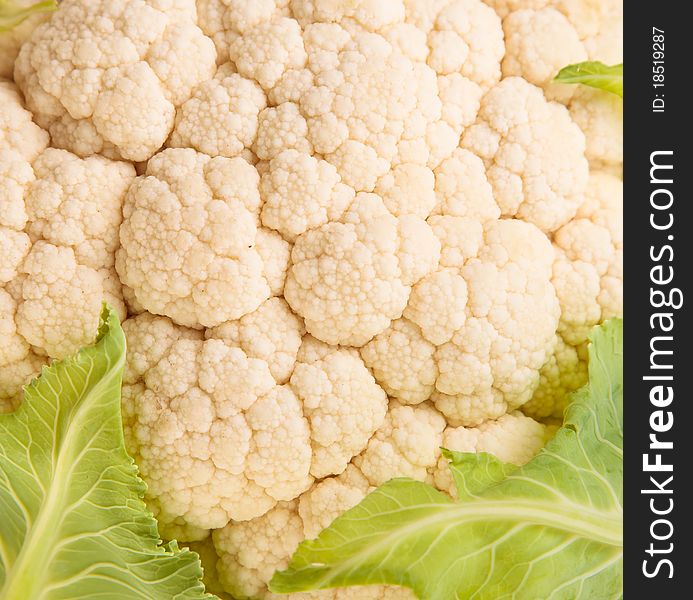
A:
[483, 0, 623, 63]
[260, 149, 355, 241]
[14, 0, 216, 161]
[206, 297, 304, 384]
[121, 301, 389, 542]
[568, 86, 623, 171]
[0, 80, 48, 160]
[1, 0, 623, 597]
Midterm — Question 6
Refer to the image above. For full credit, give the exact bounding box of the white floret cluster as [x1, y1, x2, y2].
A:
[1, 0, 622, 598]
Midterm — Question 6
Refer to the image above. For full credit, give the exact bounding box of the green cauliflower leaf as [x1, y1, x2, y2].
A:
[0, 306, 215, 600]
[270, 319, 623, 600]
[0, 0, 56, 32]
[554, 61, 624, 97]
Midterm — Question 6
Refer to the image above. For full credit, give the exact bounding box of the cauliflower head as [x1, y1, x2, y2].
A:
[0, 1, 624, 598]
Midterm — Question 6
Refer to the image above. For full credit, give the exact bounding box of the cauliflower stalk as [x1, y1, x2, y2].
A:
[0, 0, 622, 598]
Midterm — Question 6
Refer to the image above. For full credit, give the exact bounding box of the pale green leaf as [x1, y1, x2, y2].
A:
[441, 450, 518, 501]
[554, 61, 623, 97]
[270, 320, 623, 600]
[0, 0, 56, 32]
[0, 306, 215, 600]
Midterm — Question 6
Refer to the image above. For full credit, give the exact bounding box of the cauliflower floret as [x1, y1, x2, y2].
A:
[401, 0, 503, 145]
[0, 227, 30, 286]
[254, 227, 292, 296]
[195, 0, 231, 62]
[214, 500, 305, 600]
[431, 148, 499, 219]
[552, 171, 622, 346]
[0, 81, 49, 162]
[15, 242, 112, 358]
[0, 352, 44, 413]
[24, 148, 135, 269]
[374, 163, 436, 219]
[254, 102, 313, 161]
[290, 336, 388, 478]
[1, 97, 134, 404]
[297, 464, 372, 538]
[285, 193, 440, 346]
[462, 77, 588, 233]
[291, 0, 406, 32]
[14, 0, 216, 161]
[431, 220, 559, 425]
[169, 64, 268, 159]
[501, 8, 587, 102]
[267, 68, 315, 106]
[500, 0, 620, 178]
[1, 130, 133, 366]
[425, 0, 504, 90]
[354, 401, 446, 486]
[579, 0, 622, 64]
[433, 411, 553, 496]
[299, 23, 452, 181]
[0, 288, 44, 413]
[260, 149, 355, 241]
[363, 219, 559, 426]
[206, 297, 305, 384]
[383, 22, 429, 62]
[552, 0, 622, 63]
[482, 0, 622, 63]
[197, 0, 292, 63]
[523, 334, 588, 419]
[0, 151, 34, 280]
[436, 73, 484, 135]
[121, 312, 313, 539]
[524, 171, 622, 419]
[229, 16, 307, 91]
[360, 318, 437, 405]
[568, 86, 623, 170]
[117, 148, 277, 328]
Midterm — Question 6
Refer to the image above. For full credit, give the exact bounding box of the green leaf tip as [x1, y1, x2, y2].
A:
[0, 305, 216, 599]
[270, 319, 623, 600]
[554, 61, 623, 97]
[0, 0, 57, 32]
